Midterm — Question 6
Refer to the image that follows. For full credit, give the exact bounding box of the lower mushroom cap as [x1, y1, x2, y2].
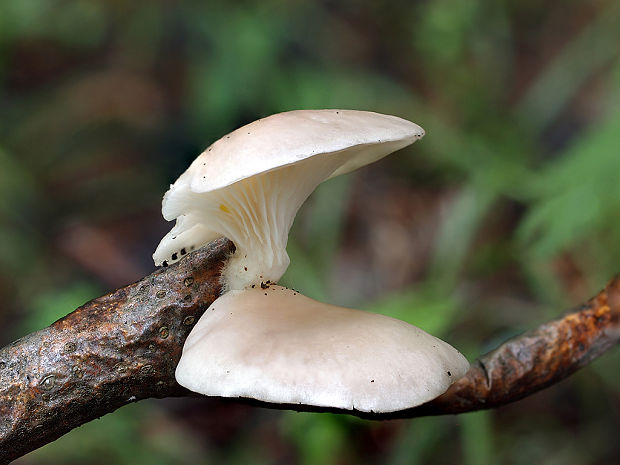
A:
[176, 286, 469, 413]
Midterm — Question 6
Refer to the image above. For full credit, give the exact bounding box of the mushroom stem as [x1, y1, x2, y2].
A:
[215, 157, 341, 290]
[156, 153, 345, 290]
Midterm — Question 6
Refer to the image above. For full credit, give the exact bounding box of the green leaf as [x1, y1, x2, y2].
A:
[366, 286, 457, 336]
[517, 107, 620, 258]
[20, 282, 100, 334]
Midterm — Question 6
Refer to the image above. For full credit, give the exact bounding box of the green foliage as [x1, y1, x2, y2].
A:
[518, 105, 620, 260]
[19, 402, 205, 465]
[20, 282, 99, 334]
[0, 0, 105, 47]
[461, 411, 494, 465]
[366, 286, 457, 335]
[281, 414, 350, 465]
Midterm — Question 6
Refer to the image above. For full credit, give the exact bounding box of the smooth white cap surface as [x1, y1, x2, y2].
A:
[179, 109, 424, 194]
[176, 286, 469, 413]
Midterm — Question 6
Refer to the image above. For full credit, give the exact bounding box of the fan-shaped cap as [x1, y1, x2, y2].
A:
[154, 110, 424, 290]
[176, 286, 469, 413]
[176, 109, 423, 196]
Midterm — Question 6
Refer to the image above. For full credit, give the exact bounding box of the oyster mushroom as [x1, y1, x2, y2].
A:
[175, 285, 469, 413]
[153, 109, 424, 291]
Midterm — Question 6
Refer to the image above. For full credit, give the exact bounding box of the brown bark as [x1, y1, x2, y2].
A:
[0, 239, 233, 464]
[0, 238, 618, 463]
[392, 274, 620, 419]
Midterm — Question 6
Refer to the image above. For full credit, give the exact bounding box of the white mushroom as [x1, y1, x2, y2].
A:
[153, 110, 424, 291]
[176, 285, 469, 413]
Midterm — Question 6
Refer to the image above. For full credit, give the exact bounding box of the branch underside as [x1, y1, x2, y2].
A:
[0, 238, 618, 463]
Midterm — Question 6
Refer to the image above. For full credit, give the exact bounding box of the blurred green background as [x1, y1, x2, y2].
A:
[2, 0, 620, 463]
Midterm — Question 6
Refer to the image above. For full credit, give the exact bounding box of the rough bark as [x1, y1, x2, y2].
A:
[390, 274, 620, 419]
[0, 238, 618, 463]
[0, 239, 233, 464]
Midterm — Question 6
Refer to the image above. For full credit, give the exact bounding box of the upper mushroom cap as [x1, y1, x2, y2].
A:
[177, 109, 424, 196]
[154, 109, 424, 290]
[176, 285, 469, 413]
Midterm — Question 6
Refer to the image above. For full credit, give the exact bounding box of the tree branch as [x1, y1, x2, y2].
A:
[0, 238, 618, 463]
